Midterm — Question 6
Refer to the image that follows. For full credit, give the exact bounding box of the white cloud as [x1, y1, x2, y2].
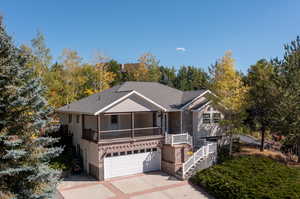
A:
[176, 47, 186, 52]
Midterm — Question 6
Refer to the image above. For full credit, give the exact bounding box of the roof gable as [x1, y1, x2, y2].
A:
[103, 93, 163, 113]
[57, 81, 209, 114]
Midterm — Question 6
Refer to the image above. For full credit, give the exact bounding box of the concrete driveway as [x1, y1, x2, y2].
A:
[57, 172, 213, 199]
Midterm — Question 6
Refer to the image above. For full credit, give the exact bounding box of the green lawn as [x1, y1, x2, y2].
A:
[191, 156, 300, 199]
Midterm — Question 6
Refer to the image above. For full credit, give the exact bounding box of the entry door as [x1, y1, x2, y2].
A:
[104, 149, 161, 179]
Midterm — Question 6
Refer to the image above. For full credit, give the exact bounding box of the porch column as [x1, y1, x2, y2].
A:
[97, 115, 100, 142]
[160, 111, 163, 135]
[82, 114, 85, 132]
[180, 111, 183, 134]
[165, 112, 169, 133]
[131, 112, 135, 138]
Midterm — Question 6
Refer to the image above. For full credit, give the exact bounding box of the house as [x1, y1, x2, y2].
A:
[57, 81, 224, 180]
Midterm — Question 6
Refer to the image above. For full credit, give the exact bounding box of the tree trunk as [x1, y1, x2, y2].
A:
[260, 129, 265, 152]
[297, 142, 300, 163]
[229, 135, 233, 156]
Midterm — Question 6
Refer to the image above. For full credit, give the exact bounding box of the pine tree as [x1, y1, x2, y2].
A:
[246, 59, 277, 151]
[0, 18, 62, 198]
[272, 37, 300, 162]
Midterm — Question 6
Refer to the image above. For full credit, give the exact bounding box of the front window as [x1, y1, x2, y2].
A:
[203, 113, 211, 124]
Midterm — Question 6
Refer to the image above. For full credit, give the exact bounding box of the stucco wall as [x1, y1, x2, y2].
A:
[59, 113, 82, 147]
[80, 139, 99, 173]
[193, 105, 223, 147]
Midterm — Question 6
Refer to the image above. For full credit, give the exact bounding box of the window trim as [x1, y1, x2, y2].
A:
[213, 113, 221, 123]
[202, 113, 211, 124]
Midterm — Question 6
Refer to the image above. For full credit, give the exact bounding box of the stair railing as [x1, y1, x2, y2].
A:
[182, 142, 217, 178]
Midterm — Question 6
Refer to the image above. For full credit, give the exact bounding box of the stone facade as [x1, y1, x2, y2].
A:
[161, 144, 192, 176]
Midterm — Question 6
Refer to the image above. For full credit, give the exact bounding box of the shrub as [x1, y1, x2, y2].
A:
[48, 127, 81, 173]
[191, 156, 300, 199]
[217, 144, 231, 163]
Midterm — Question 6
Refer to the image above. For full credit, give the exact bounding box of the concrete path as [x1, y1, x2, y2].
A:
[57, 172, 213, 199]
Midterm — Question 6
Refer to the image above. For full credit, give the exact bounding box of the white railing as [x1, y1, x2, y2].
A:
[182, 141, 217, 178]
[165, 133, 193, 146]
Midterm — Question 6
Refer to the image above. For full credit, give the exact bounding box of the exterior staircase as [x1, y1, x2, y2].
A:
[164, 133, 217, 180]
[176, 142, 217, 180]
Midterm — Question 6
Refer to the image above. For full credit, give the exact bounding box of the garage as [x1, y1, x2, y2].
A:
[104, 148, 161, 179]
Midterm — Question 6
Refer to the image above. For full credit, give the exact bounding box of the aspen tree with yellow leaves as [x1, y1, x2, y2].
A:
[210, 51, 249, 155]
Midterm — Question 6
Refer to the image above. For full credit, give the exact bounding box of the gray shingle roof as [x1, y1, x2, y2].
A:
[57, 81, 207, 114]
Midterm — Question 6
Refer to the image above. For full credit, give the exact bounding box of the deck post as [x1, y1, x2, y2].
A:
[131, 112, 135, 138]
[97, 115, 100, 142]
[160, 111, 163, 135]
[165, 112, 169, 133]
[82, 114, 85, 133]
[180, 111, 183, 134]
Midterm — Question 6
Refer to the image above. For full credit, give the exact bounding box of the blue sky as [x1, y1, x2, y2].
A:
[2, 0, 300, 72]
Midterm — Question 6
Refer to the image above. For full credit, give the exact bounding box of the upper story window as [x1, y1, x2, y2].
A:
[76, 115, 80, 123]
[111, 115, 118, 124]
[203, 113, 211, 124]
[213, 113, 221, 123]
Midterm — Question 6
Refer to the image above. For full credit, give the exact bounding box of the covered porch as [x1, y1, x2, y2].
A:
[82, 111, 165, 142]
[80, 90, 186, 142]
[81, 110, 186, 142]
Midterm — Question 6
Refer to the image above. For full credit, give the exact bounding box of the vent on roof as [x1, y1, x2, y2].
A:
[67, 105, 70, 109]
[98, 95, 101, 101]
